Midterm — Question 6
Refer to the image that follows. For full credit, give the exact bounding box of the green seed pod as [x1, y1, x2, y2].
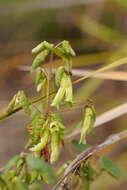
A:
[50, 132, 60, 163]
[27, 113, 45, 145]
[55, 66, 65, 86]
[32, 49, 50, 69]
[62, 40, 76, 57]
[6, 94, 17, 113]
[30, 129, 50, 152]
[51, 72, 73, 107]
[51, 87, 65, 107]
[32, 41, 54, 54]
[42, 41, 54, 51]
[80, 105, 96, 144]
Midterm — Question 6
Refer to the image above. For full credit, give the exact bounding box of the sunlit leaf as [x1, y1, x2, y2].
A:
[72, 140, 91, 152]
[26, 156, 56, 184]
[100, 157, 125, 179]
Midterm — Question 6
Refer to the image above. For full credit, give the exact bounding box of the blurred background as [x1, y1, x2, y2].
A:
[0, 0, 127, 189]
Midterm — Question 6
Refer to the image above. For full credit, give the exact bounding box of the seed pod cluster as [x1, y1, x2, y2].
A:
[28, 113, 65, 163]
[80, 104, 96, 144]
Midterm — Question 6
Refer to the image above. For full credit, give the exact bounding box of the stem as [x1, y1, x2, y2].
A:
[46, 51, 53, 115]
[0, 92, 55, 121]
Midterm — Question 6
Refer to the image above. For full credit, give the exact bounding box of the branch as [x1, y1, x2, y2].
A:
[52, 129, 127, 190]
[1, 56, 127, 121]
[0, 92, 55, 120]
[20, 66, 127, 81]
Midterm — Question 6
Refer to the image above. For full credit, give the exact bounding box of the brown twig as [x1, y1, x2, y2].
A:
[51, 129, 127, 190]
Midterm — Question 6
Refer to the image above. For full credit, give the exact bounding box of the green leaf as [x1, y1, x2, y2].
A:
[81, 176, 90, 190]
[100, 157, 125, 179]
[72, 140, 91, 152]
[14, 179, 29, 190]
[29, 182, 43, 190]
[26, 156, 56, 184]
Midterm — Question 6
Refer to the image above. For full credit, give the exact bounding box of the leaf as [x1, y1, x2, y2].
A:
[29, 182, 44, 190]
[72, 140, 91, 152]
[26, 156, 56, 184]
[74, 57, 127, 84]
[14, 179, 29, 190]
[100, 157, 125, 179]
[5, 155, 20, 171]
[81, 176, 90, 190]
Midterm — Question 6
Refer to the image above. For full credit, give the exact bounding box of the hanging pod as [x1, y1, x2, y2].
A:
[27, 112, 45, 146]
[35, 68, 47, 92]
[32, 49, 50, 70]
[32, 41, 54, 54]
[80, 105, 96, 144]
[30, 129, 50, 153]
[55, 66, 65, 87]
[50, 114, 65, 163]
[62, 40, 76, 57]
[51, 72, 73, 107]
[50, 131, 60, 164]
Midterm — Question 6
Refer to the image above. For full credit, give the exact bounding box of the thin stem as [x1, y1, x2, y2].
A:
[0, 91, 55, 121]
[46, 51, 53, 115]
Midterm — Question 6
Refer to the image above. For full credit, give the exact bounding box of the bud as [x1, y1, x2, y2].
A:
[80, 105, 96, 144]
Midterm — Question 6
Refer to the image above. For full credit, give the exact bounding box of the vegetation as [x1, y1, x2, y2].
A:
[0, 40, 126, 190]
